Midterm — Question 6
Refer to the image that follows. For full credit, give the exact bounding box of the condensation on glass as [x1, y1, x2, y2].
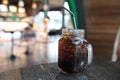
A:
[58, 29, 93, 74]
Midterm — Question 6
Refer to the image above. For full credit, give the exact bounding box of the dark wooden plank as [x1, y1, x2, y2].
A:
[0, 58, 120, 80]
[20, 58, 120, 80]
[87, 17, 120, 25]
[90, 0, 120, 7]
[20, 63, 89, 80]
[88, 34, 116, 40]
[84, 0, 120, 57]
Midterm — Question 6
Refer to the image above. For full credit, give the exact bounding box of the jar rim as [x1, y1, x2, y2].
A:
[62, 29, 85, 37]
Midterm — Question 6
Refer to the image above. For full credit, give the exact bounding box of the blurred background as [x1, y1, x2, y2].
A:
[0, 0, 120, 73]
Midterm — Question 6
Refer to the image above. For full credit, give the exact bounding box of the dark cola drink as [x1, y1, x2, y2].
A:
[58, 29, 88, 74]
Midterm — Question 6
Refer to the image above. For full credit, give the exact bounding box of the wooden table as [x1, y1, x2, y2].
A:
[0, 57, 120, 80]
[0, 22, 29, 60]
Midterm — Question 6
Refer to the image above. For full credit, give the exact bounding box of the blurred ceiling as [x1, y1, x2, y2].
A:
[0, 0, 64, 17]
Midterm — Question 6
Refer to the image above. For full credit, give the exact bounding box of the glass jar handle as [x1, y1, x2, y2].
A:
[87, 44, 93, 65]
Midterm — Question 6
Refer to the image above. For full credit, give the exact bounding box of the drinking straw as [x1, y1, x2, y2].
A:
[62, 6, 77, 30]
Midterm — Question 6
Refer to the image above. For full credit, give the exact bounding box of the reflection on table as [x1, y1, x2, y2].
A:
[0, 35, 60, 73]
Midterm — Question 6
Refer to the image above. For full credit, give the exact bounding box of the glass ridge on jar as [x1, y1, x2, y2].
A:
[58, 29, 88, 74]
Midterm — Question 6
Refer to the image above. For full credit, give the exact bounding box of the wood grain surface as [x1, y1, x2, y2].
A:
[84, 0, 120, 57]
[0, 58, 120, 80]
[0, 69, 22, 80]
